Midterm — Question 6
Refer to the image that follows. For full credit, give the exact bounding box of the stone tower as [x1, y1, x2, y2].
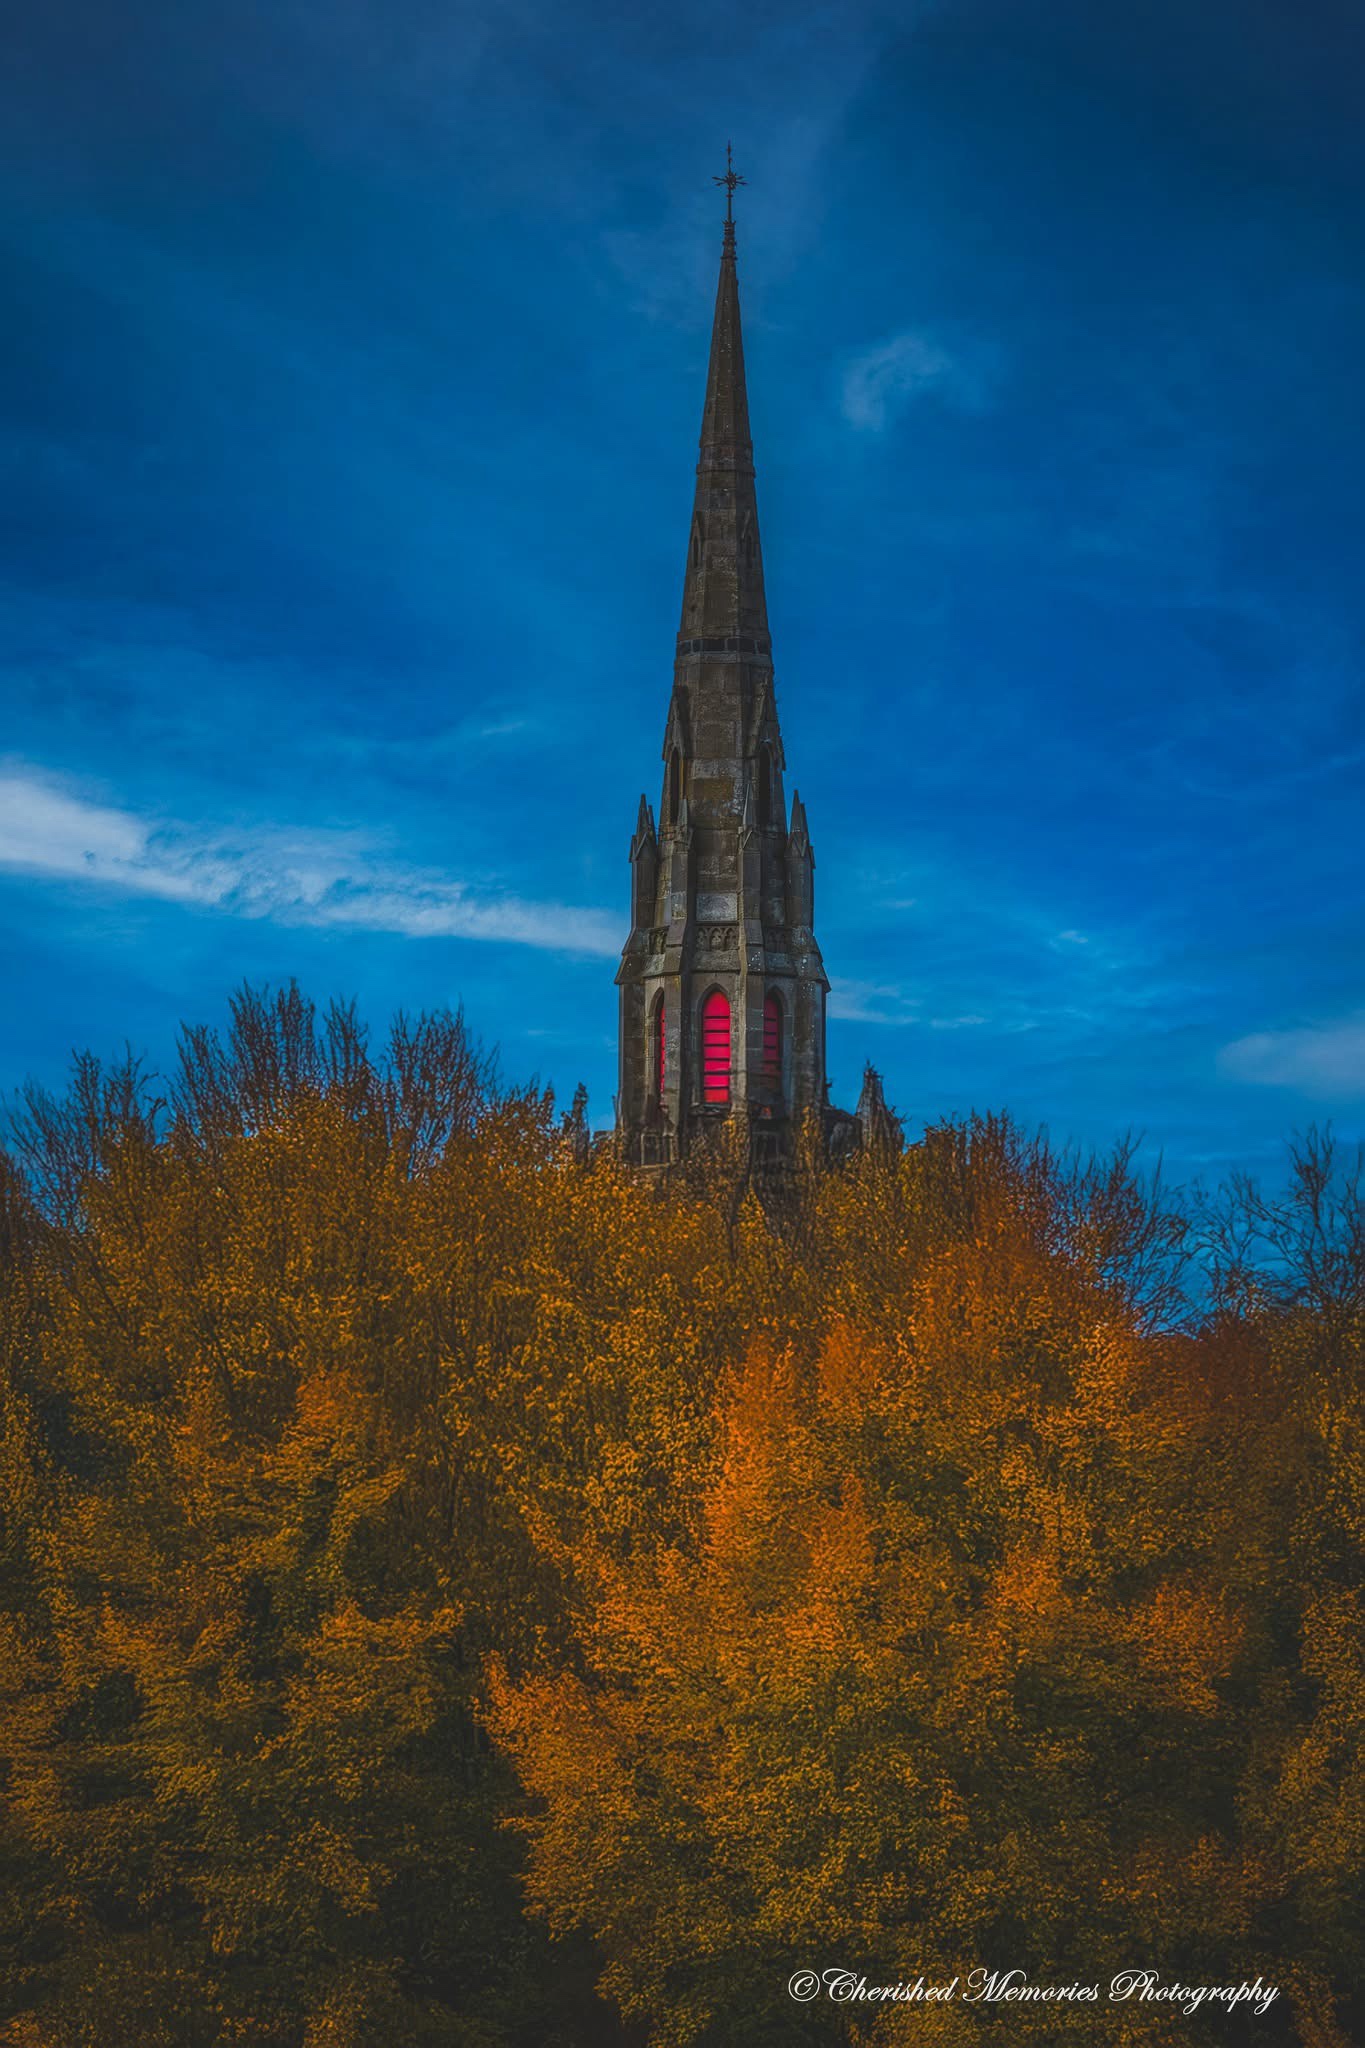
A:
[616, 204, 829, 1168]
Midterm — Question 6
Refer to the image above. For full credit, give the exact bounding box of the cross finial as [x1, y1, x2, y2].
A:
[712, 141, 746, 225]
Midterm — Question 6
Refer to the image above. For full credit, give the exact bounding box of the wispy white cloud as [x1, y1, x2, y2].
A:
[840, 327, 996, 432]
[0, 773, 211, 903]
[828, 977, 922, 1026]
[307, 714, 538, 766]
[0, 764, 620, 957]
[1218, 1016, 1365, 1100]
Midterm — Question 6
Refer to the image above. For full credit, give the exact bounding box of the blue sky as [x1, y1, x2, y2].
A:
[2, 0, 1362, 1186]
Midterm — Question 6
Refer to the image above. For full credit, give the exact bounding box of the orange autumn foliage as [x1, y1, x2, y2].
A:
[0, 987, 1361, 2046]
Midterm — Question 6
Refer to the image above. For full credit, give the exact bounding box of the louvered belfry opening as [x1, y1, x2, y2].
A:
[701, 990, 731, 1105]
[762, 989, 782, 1100]
[653, 996, 666, 1101]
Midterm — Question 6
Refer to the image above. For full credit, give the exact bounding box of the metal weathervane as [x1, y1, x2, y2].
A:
[713, 141, 746, 223]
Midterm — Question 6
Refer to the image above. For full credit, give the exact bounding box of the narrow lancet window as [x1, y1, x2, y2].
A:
[652, 995, 666, 1102]
[701, 990, 731, 1105]
[762, 990, 782, 1100]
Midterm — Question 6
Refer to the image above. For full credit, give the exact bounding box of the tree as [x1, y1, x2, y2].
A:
[3, 1001, 1362, 2046]
[489, 1121, 1360, 2046]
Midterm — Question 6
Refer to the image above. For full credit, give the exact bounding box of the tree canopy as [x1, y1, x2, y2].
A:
[1, 986, 1361, 2045]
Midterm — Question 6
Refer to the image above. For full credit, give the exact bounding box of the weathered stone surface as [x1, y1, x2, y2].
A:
[616, 218, 832, 1169]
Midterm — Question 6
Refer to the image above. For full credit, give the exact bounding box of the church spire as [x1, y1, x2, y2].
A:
[617, 164, 830, 1172]
[678, 157, 769, 648]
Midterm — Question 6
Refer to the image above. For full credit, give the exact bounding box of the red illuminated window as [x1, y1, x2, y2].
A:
[652, 996, 666, 1100]
[701, 990, 731, 1105]
[762, 990, 782, 1097]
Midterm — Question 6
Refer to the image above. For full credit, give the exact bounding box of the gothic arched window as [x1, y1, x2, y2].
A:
[652, 994, 666, 1102]
[757, 748, 772, 828]
[762, 989, 783, 1100]
[701, 989, 731, 1106]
